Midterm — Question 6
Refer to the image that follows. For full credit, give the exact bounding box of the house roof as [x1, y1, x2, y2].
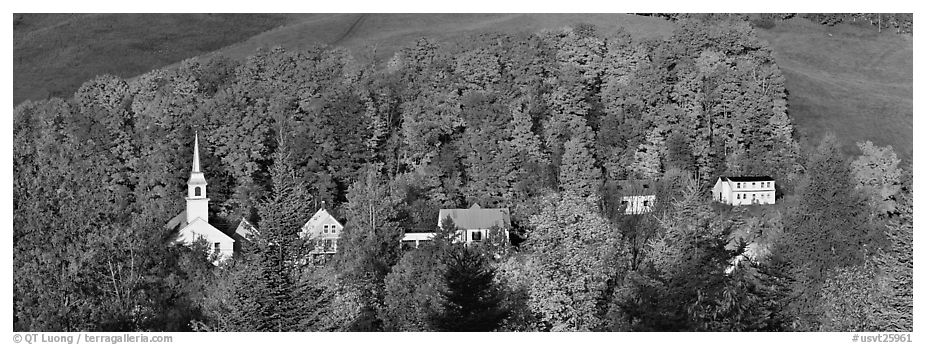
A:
[438, 203, 511, 230]
[614, 179, 656, 195]
[299, 207, 343, 239]
[234, 218, 260, 242]
[721, 176, 774, 182]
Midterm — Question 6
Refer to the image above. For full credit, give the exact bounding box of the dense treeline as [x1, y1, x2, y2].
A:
[640, 13, 913, 34]
[13, 17, 911, 332]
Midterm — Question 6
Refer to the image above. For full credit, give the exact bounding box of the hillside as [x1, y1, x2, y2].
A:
[13, 13, 300, 104]
[187, 13, 676, 63]
[755, 18, 913, 160]
[13, 14, 911, 161]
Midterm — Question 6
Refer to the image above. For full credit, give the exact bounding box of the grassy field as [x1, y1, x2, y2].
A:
[166, 13, 676, 67]
[14, 14, 911, 162]
[756, 18, 912, 161]
[13, 13, 300, 104]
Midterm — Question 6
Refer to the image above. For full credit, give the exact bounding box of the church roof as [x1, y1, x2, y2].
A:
[174, 217, 234, 245]
[438, 204, 511, 230]
[164, 211, 188, 231]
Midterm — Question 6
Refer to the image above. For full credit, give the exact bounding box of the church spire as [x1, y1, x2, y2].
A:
[186, 132, 209, 224]
[192, 131, 201, 173]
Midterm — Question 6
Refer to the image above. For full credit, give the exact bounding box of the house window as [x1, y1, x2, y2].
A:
[737, 183, 741, 188]
[471, 231, 483, 242]
[195, 186, 202, 197]
[213, 242, 220, 253]
[736, 194, 740, 200]
[323, 225, 329, 233]
[620, 200, 628, 207]
[330, 225, 337, 234]
[642, 184, 650, 189]
[643, 200, 650, 207]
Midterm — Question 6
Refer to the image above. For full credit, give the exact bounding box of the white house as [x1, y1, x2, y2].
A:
[298, 204, 343, 257]
[165, 134, 235, 264]
[615, 179, 656, 214]
[712, 176, 776, 206]
[400, 203, 510, 248]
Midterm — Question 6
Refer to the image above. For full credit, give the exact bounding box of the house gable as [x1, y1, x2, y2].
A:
[299, 208, 344, 240]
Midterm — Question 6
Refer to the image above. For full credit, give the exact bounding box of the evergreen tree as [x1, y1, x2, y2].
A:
[432, 246, 509, 331]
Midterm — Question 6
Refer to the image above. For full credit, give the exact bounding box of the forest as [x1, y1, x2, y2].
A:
[12, 16, 912, 332]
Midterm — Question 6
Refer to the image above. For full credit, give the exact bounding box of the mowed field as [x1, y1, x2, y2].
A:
[13, 13, 301, 104]
[13, 14, 912, 161]
[756, 18, 912, 161]
[189, 13, 675, 64]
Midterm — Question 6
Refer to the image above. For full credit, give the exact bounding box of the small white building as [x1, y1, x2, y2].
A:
[615, 179, 656, 214]
[166, 134, 235, 264]
[299, 205, 343, 256]
[400, 203, 510, 248]
[712, 176, 776, 206]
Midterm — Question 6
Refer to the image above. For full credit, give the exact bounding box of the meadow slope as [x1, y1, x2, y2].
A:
[13, 13, 301, 104]
[13, 14, 911, 161]
[756, 18, 912, 161]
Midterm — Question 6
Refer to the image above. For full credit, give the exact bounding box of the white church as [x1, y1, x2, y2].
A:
[164, 134, 246, 264]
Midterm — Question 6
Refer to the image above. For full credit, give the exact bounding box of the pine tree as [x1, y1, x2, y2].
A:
[432, 246, 509, 331]
[249, 148, 316, 331]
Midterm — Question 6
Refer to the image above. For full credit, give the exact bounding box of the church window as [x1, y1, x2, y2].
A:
[195, 186, 201, 196]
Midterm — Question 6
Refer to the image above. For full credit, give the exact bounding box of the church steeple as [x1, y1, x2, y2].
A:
[192, 132, 201, 173]
[186, 132, 209, 224]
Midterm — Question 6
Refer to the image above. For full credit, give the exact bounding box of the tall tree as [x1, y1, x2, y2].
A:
[335, 164, 405, 330]
[522, 192, 626, 331]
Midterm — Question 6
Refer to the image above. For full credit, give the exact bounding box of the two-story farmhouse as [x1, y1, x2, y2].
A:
[712, 176, 776, 206]
[615, 179, 656, 214]
[298, 204, 343, 258]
